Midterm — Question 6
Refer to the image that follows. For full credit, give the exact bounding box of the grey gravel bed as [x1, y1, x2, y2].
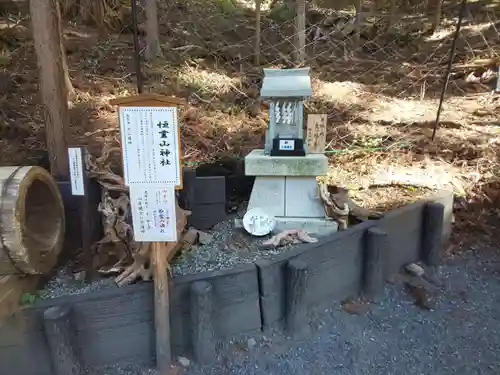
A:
[171, 217, 300, 277]
[182, 247, 500, 375]
[92, 247, 500, 375]
[38, 267, 118, 300]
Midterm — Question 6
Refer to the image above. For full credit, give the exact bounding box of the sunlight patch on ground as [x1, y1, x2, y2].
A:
[425, 27, 455, 41]
[177, 66, 241, 96]
[327, 153, 469, 194]
[314, 79, 365, 104]
[313, 78, 467, 125]
[426, 21, 495, 42]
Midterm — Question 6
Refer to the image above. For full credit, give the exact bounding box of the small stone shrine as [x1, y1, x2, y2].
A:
[242, 67, 338, 235]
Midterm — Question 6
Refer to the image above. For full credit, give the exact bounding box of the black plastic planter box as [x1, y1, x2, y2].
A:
[0, 190, 453, 373]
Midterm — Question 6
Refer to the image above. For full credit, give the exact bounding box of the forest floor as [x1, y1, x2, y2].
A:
[0, 0, 500, 253]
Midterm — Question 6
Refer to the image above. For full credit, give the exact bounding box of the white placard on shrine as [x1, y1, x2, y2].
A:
[129, 185, 177, 242]
[119, 106, 181, 186]
[68, 147, 85, 196]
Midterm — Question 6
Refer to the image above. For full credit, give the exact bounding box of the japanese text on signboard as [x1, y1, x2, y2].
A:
[129, 185, 177, 242]
[119, 107, 181, 186]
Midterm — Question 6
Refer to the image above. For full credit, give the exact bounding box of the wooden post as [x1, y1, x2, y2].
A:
[254, 0, 261, 65]
[43, 305, 85, 375]
[285, 259, 308, 337]
[151, 242, 171, 371]
[68, 146, 94, 280]
[363, 227, 387, 301]
[421, 202, 445, 267]
[109, 94, 188, 373]
[190, 281, 215, 364]
[294, 0, 306, 65]
[79, 148, 94, 281]
[29, 0, 70, 179]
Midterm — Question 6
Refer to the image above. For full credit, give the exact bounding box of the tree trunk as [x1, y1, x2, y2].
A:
[254, 0, 261, 65]
[294, 0, 306, 64]
[431, 0, 442, 31]
[29, 0, 70, 179]
[144, 0, 162, 60]
[353, 0, 363, 51]
[428, 0, 442, 31]
[388, 0, 397, 30]
[56, 1, 74, 100]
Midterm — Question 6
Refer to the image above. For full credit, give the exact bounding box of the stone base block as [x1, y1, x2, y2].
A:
[238, 173, 338, 237]
[234, 217, 338, 237]
[247, 176, 325, 218]
[245, 149, 328, 177]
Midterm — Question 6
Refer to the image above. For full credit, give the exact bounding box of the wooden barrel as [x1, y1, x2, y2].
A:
[0, 166, 65, 275]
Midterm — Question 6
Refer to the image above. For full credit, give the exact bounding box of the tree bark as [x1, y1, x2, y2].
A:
[388, 0, 397, 30]
[353, 0, 364, 50]
[294, 0, 306, 64]
[429, 0, 442, 31]
[254, 0, 261, 65]
[29, 0, 70, 179]
[144, 0, 162, 60]
[56, 1, 74, 100]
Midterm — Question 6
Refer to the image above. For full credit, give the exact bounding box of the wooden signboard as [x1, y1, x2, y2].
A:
[67, 146, 94, 281]
[306, 114, 327, 153]
[110, 93, 186, 371]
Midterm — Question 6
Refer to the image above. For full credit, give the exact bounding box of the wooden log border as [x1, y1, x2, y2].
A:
[0, 190, 453, 374]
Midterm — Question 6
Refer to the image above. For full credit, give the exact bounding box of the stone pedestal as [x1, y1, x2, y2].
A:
[239, 150, 338, 236]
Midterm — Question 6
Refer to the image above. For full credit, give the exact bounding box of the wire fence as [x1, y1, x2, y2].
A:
[39, 0, 500, 167]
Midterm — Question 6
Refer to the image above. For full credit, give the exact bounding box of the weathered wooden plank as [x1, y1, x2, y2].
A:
[306, 114, 327, 153]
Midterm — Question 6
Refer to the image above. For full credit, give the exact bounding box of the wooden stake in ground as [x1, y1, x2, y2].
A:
[110, 94, 186, 372]
[29, 0, 70, 179]
[151, 241, 170, 370]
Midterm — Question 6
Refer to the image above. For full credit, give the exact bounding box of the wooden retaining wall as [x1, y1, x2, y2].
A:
[0, 191, 453, 374]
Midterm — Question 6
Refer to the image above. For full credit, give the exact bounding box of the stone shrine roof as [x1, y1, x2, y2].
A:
[260, 67, 312, 98]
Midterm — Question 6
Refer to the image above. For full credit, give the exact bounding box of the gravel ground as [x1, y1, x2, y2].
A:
[92, 247, 500, 375]
[38, 266, 118, 300]
[170, 217, 300, 277]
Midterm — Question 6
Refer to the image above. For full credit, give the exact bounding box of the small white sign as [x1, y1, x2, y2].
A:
[129, 185, 177, 242]
[243, 208, 276, 236]
[279, 139, 295, 151]
[119, 106, 181, 187]
[68, 147, 84, 196]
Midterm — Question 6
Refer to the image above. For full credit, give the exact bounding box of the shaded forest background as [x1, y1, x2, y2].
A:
[0, 0, 500, 250]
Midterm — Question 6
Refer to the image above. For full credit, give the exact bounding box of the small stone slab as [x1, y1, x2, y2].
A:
[273, 217, 338, 236]
[247, 176, 285, 217]
[284, 177, 325, 218]
[245, 149, 328, 177]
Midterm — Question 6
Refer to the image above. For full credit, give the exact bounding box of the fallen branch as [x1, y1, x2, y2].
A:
[259, 229, 317, 249]
[318, 183, 382, 229]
